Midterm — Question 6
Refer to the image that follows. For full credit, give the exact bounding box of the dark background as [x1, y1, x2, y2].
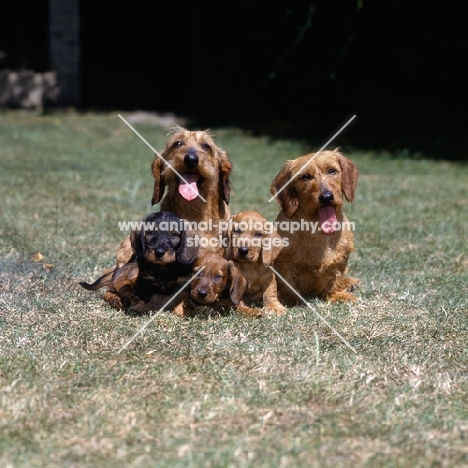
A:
[1, 1, 466, 160]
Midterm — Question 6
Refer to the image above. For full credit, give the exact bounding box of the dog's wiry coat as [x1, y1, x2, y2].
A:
[226, 210, 285, 315]
[116, 126, 232, 267]
[271, 149, 359, 303]
[80, 211, 198, 313]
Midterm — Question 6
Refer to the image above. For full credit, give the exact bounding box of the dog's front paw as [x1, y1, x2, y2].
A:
[263, 301, 286, 315]
[127, 303, 152, 315]
[173, 300, 201, 318]
[236, 301, 264, 318]
[103, 292, 124, 310]
[327, 291, 357, 303]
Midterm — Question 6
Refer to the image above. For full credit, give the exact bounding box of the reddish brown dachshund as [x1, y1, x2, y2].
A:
[173, 252, 262, 318]
[270, 149, 359, 303]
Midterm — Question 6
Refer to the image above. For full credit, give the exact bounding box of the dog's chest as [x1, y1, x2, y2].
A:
[281, 232, 347, 272]
[236, 263, 267, 298]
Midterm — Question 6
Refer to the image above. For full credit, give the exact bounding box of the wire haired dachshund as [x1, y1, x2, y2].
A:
[271, 149, 359, 303]
[80, 211, 198, 313]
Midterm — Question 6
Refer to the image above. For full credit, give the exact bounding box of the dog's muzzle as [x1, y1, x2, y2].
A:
[196, 289, 208, 299]
[238, 247, 249, 258]
[184, 149, 199, 169]
[319, 190, 334, 206]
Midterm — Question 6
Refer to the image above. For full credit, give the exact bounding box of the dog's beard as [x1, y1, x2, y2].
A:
[145, 251, 176, 264]
[234, 250, 260, 263]
[190, 290, 218, 305]
[178, 174, 200, 201]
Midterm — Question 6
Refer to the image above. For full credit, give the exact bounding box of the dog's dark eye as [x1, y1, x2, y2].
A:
[328, 168, 337, 175]
[300, 173, 312, 181]
[214, 274, 223, 282]
[201, 143, 211, 151]
[254, 232, 263, 238]
[172, 140, 183, 149]
[233, 228, 242, 235]
[170, 231, 180, 239]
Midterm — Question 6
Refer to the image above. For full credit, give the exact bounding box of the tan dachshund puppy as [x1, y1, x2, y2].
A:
[226, 210, 286, 314]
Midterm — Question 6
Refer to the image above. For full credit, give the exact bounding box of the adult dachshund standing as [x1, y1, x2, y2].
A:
[270, 149, 359, 303]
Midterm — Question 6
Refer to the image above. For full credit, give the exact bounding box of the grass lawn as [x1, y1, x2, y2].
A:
[1, 109, 467, 468]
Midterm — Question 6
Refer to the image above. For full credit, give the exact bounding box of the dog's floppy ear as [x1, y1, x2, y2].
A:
[261, 230, 283, 267]
[270, 161, 299, 218]
[336, 151, 359, 202]
[110, 262, 140, 307]
[222, 218, 233, 260]
[177, 228, 199, 265]
[227, 261, 246, 305]
[218, 148, 232, 204]
[130, 227, 145, 257]
[151, 156, 166, 206]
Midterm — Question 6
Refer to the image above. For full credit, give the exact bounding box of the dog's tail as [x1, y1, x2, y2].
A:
[79, 270, 114, 291]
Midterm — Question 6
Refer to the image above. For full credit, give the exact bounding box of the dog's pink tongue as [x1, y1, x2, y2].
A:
[319, 206, 337, 234]
[178, 174, 199, 201]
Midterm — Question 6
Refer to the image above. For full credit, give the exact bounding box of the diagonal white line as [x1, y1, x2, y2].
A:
[117, 266, 206, 354]
[268, 115, 356, 203]
[269, 265, 357, 354]
[118, 114, 207, 203]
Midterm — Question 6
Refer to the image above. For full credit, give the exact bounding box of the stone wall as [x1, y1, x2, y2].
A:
[0, 0, 80, 108]
[0, 71, 59, 108]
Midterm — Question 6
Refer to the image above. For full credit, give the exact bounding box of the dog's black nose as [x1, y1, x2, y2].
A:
[197, 290, 207, 299]
[184, 149, 199, 169]
[319, 191, 334, 205]
[155, 248, 166, 258]
[238, 247, 249, 257]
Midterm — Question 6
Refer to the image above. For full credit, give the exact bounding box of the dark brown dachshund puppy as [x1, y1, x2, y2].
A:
[226, 210, 286, 315]
[80, 211, 198, 313]
[173, 252, 262, 318]
[116, 126, 232, 268]
[270, 149, 359, 303]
